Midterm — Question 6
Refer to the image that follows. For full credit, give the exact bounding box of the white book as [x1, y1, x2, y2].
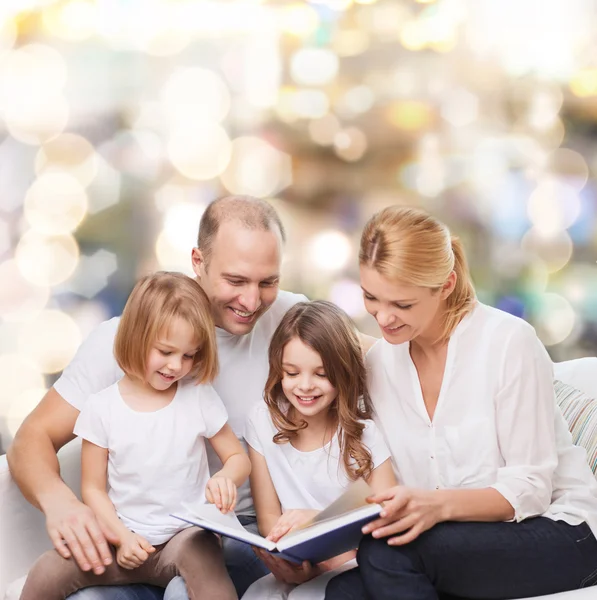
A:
[171, 480, 381, 564]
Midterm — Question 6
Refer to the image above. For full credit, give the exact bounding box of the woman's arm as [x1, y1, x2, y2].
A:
[81, 440, 131, 542]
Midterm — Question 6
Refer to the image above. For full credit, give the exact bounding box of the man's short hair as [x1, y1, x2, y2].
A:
[197, 195, 286, 265]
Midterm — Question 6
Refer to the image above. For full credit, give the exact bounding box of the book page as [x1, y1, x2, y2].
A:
[286, 479, 375, 535]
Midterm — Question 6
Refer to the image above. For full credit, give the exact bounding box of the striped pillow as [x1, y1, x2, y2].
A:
[554, 380, 597, 475]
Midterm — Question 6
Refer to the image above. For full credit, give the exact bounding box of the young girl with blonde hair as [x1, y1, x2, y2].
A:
[243, 300, 396, 600]
[326, 206, 597, 600]
[21, 272, 251, 600]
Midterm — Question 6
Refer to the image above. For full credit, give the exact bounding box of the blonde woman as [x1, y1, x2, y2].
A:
[326, 207, 597, 599]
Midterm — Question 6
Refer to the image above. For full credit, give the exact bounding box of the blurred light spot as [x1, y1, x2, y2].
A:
[6, 387, 47, 438]
[329, 279, 367, 318]
[387, 101, 434, 131]
[0, 353, 45, 411]
[545, 148, 589, 192]
[527, 178, 580, 235]
[36, 133, 98, 187]
[87, 156, 122, 214]
[308, 114, 341, 146]
[290, 48, 339, 86]
[155, 230, 194, 275]
[161, 68, 230, 126]
[521, 228, 573, 274]
[309, 230, 351, 272]
[336, 85, 375, 119]
[164, 203, 205, 252]
[15, 231, 80, 286]
[279, 4, 319, 36]
[334, 127, 368, 162]
[64, 250, 117, 299]
[535, 293, 575, 346]
[400, 20, 427, 51]
[42, 0, 97, 41]
[24, 173, 88, 235]
[18, 310, 82, 373]
[167, 123, 231, 180]
[0, 259, 50, 322]
[0, 16, 17, 52]
[277, 88, 329, 120]
[332, 29, 370, 57]
[155, 180, 198, 213]
[441, 88, 478, 127]
[0, 44, 69, 145]
[570, 69, 597, 97]
[308, 0, 352, 11]
[221, 137, 292, 197]
[527, 89, 563, 131]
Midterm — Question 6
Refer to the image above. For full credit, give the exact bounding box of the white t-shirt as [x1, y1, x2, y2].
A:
[244, 403, 391, 511]
[73, 380, 227, 545]
[366, 302, 597, 535]
[55, 290, 307, 516]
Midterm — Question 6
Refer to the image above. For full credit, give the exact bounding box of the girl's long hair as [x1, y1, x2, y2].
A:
[264, 301, 374, 481]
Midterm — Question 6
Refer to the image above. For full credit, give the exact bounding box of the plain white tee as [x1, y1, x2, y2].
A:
[245, 403, 391, 511]
[55, 290, 307, 516]
[73, 380, 227, 545]
[366, 302, 597, 535]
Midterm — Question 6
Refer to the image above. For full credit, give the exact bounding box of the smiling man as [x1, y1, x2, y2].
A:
[7, 195, 308, 600]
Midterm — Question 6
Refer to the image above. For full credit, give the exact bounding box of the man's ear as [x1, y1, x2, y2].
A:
[191, 247, 205, 278]
[440, 270, 457, 300]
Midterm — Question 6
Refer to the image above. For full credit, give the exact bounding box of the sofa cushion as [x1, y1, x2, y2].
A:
[555, 380, 597, 475]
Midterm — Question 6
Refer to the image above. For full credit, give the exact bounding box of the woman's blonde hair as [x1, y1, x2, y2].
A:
[360, 206, 476, 343]
[114, 271, 218, 384]
[264, 301, 374, 481]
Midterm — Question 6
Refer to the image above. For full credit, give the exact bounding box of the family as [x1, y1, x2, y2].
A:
[7, 195, 597, 600]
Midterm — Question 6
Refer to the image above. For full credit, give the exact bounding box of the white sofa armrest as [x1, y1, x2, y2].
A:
[0, 439, 82, 598]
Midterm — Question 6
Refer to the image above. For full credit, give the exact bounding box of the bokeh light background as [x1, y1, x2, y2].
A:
[1, 0, 597, 451]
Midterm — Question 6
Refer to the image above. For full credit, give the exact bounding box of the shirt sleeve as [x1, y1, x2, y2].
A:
[73, 394, 109, 448]
[200, 385, 229, 439]
[490, 324, 558, 522]
[53, 318, 122, 411]
[361, 420, 391, 469]
[244, 406, 265, 455]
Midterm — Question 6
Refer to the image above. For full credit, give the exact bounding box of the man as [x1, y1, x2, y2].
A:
[9, 195, 375, 599]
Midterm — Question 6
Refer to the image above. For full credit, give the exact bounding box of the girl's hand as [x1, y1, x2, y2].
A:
[362, 485, 444, 546]
[116, 531, 155, 570]
[253, 547, 321, 584]
[205, 476, 237, 513]
[267, 509, 320, 543]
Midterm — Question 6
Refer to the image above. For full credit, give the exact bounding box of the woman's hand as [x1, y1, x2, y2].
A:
[205, 476, 237, 514]
[362, 485, 445, 545]
[267, 509, 320, 543]
[253, 547, 321, 584]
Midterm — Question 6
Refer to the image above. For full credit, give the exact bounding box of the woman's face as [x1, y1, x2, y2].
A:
[360, 264, 454, 345]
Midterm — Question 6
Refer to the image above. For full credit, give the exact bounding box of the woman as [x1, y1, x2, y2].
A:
[326, 206, 597, 600]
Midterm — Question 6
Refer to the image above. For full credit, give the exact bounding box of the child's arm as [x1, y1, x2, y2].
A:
[366, 458, 398, 494]
[81, 440, 154, 569]
[207, 423, 251, 513]
[248, 446, 283, 537]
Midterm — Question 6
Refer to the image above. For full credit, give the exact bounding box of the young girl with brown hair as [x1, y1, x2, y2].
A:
[20, 272, 250, 600]
[243, 300, 396, 600]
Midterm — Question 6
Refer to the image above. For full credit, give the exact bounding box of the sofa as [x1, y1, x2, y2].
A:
[1, 358, 596, 600]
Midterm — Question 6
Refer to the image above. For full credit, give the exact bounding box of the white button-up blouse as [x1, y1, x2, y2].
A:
[366, 302, 597, 535]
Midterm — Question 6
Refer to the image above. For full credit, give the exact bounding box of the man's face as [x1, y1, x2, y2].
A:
[192, 220, 282, 336]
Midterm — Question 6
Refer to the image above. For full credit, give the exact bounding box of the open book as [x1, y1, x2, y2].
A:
[171, 479, 381, 564]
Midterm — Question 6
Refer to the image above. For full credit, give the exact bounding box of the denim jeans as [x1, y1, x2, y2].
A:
[68, 516, 269, 600]
[325, 518, 597, 600]
[164, 516, 269, 600]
